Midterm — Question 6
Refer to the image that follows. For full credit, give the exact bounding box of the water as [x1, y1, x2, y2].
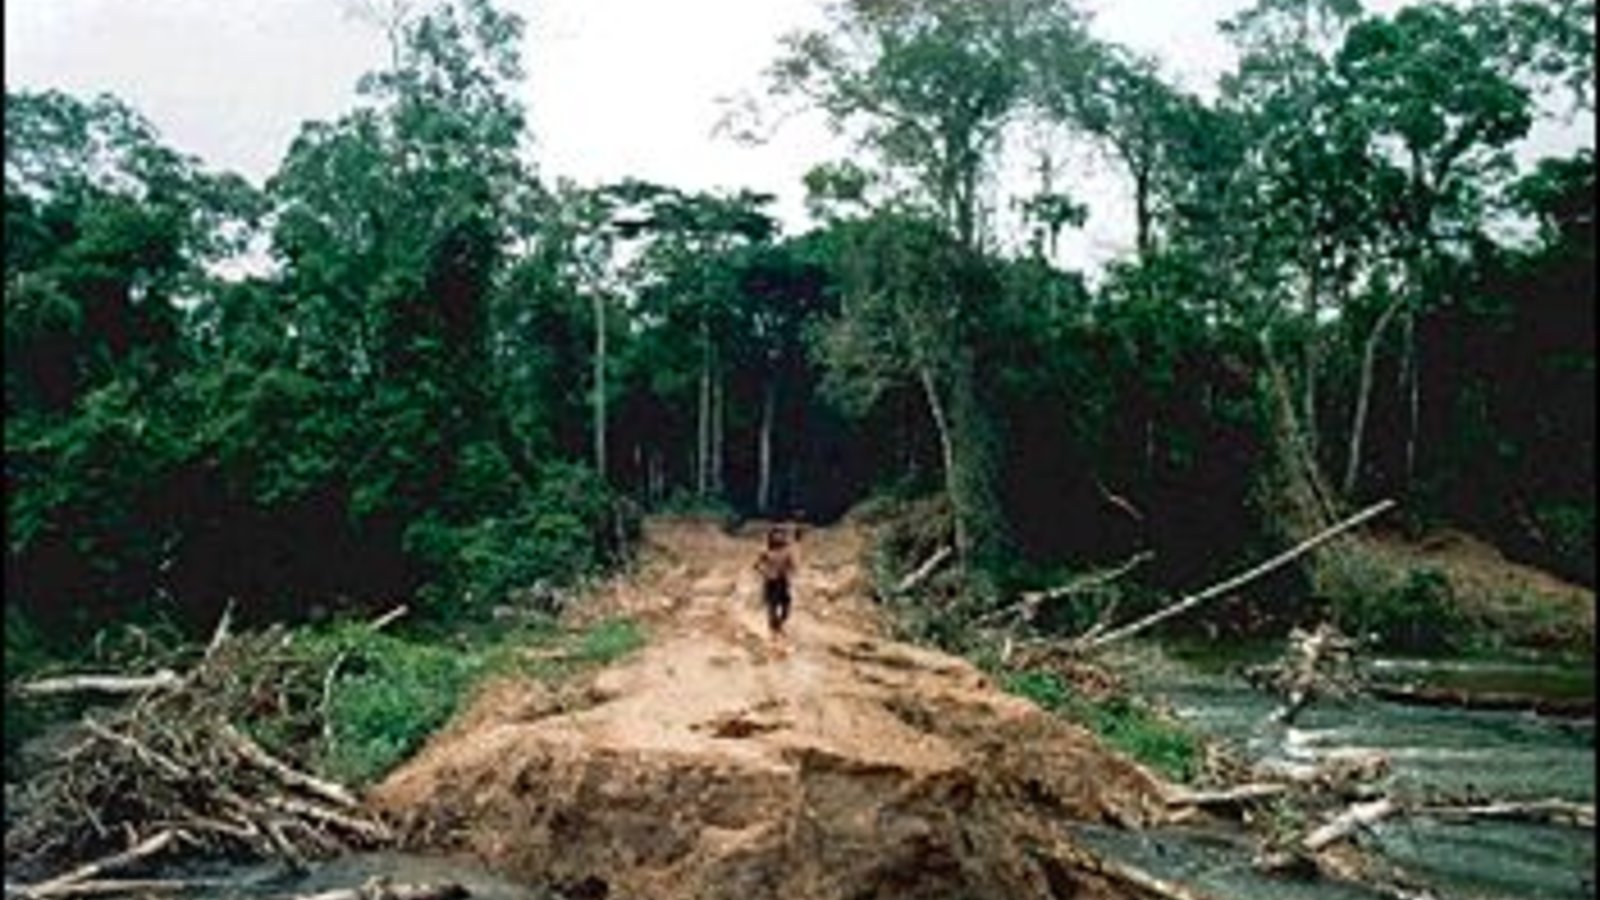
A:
[195, 852, 552, 900]
[1116, 643, 1597, 900]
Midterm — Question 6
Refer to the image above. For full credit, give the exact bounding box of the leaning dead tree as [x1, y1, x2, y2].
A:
[1076, 500, 1396, 651]
[5, 613, 403, 896]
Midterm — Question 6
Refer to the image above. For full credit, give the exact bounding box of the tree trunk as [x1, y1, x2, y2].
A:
[923, 349, 1010, 593]
[1260, 332, 1337, 541]
[696, 317, 711, 497]
[1402, 305, 1419, 488]
[757, 375, 776, 514]
[711, 352, 724, 497]
[1133, 164, 1153, 264]
[592, 292, 607, 478]
[1303, 261, 1321, 461]
[1342, 294, 1405, 497]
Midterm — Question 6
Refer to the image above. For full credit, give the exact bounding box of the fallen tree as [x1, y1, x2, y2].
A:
[1077, 500, 1396, 651]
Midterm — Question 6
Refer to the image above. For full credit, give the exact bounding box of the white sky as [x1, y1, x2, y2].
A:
[5, 0, 1592, 276]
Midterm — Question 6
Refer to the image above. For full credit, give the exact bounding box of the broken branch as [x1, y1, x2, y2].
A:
[893, 546, 952, 595]
[975, 551, 1153, 628]
[14, 671, 182, 699]
[15, 830, 182, 898]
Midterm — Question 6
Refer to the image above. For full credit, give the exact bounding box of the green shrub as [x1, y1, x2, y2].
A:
[414, 461, 638, 618]
[321, 634, 479, 785]
[1532, 502, 1594, 585]
[1324, 556, 1465, 653]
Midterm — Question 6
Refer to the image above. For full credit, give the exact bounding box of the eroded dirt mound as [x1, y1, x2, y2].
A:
[370, 519, 1171, 900]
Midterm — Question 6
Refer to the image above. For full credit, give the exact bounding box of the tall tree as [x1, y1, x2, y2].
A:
[768, 0, 1093, 583]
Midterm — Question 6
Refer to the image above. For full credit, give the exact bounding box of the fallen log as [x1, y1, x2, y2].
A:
[14, 671, 183, 699]
[1303, 798, 1400, 852]
[973, 551, 1152, 628]
[1080, 500, 1396, 651]
[1368, 683, 1594, 719]
[1165, 782, 1291, 810]
[1413, 798, 1594, 829]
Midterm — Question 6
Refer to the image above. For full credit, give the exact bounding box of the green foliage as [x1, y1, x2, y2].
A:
[1002, 669, 1200, 781]
[280, 615, 646, 787]
[1321, 555, 1467, 653]
[1002, 669, 1072, 710]
[312, 626, 485, 785]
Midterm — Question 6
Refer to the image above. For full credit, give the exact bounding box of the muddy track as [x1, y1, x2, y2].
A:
[370, 518, 1173, 900]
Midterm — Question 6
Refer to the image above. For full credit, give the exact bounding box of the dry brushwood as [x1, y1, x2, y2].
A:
[1243, 622, 1362, 725]
[5, 615, 399, 888]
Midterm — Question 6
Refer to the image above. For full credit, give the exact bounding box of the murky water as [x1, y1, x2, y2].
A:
[1106, 642, 1598, 900]
[197, 851, 553, 899]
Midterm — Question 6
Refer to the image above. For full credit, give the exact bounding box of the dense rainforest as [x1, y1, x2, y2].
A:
[6, 0, 1593, 724]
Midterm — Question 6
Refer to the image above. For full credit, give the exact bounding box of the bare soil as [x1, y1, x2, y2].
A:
[369, 519, 1174, 900]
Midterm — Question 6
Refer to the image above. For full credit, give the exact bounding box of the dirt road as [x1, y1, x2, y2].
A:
[371, 518, 1172, 899]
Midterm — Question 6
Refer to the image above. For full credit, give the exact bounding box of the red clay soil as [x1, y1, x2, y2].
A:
[369, 519, 1177, 900]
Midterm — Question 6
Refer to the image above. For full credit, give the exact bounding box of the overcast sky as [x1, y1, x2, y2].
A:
[5, 0, 1592, 275]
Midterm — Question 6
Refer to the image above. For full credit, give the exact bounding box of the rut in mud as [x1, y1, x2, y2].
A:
[370, 518, 1174, 900]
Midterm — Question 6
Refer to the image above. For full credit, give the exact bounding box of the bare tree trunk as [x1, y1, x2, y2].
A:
[918, 366, 958, 521]
[1402, 306, 1419, 487]
[711, 352, 724, 497]
[1303, 263, 1321, 460]
[592, 292, 607, 478]
[929, 350, 1010, 592]
[1342, 295, 1405, 497]
[757, 376, 776, 514]
[696, 317, 711, 497]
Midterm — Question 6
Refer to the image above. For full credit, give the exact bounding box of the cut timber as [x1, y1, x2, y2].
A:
[1303, 798, 1399, 852]
[1369, 684, 1594, 719]
[14, 671, 182, 698]
[1081, 500, 1396, 650]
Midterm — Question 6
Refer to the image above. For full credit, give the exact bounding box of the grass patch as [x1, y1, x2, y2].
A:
[308, 616, 646, 785]
[573, 618, 645, 665]
[1002, 668, 1199, 782]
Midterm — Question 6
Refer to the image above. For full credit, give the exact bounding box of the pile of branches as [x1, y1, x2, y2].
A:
[5, 613, 396, 895]
[1242, 621, 1362, 725]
